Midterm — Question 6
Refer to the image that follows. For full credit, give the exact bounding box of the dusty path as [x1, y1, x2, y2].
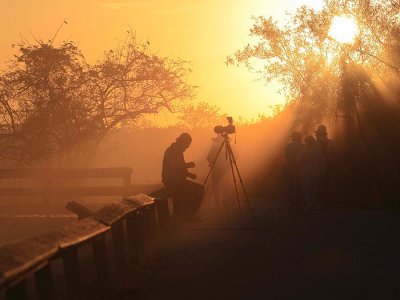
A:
[116, 199, 400, 299]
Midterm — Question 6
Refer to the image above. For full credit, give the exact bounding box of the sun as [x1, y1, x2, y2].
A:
[329, 16, 358, 44]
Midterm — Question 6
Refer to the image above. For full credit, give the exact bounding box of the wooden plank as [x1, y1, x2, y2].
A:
[0, 186, 129, 197]
[0, 184, 163, 198]
[65, 201, 95, 220]
[94, 200, 141, 226]
[0, 218, 106, 288]
[125, 194, 155, 207]
[57, 218, 109, 250]
[0, 237, 58, 281]
[0, 168, 132, 179]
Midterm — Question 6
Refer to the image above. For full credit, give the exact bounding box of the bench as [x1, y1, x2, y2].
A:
[0, 168, 133, 205]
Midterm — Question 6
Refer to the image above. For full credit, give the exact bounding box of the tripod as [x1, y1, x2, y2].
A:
[203, 134, 255, 221]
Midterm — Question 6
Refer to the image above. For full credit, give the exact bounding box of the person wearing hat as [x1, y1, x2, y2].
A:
[283, 131, 305, 211]
[297, 135, 324, 212]
[315, 125, 336, 208]
[162, 133, 204, 221]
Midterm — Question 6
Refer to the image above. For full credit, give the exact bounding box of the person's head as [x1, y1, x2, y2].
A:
[315, 125, 328, 140]
[290, 131, 302, 143]
[305, 135, 316, 147]
[175, 133, 192, 151]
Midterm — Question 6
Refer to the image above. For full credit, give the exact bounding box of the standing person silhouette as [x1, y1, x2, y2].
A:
[315, 125, 336, 209]
[297, 136, 324, 213]
[283, 131, 305, 211]
[162, 133, 204, 221]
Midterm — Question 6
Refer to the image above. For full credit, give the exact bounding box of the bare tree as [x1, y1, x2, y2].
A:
[87, 33, 195, 140]
[0, 33, 195, 165]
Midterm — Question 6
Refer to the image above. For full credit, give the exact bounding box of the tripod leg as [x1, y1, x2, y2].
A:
[203, 140, 226, 187]
[226, 142, 256, 221]
[203, 169, 215, 208]
[227, 143, 242, 219]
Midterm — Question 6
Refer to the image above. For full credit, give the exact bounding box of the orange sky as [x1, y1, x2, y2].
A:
[0, 0, 323, 120]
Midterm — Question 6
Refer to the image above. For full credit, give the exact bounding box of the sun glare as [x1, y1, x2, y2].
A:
[329, 16, 358, 44]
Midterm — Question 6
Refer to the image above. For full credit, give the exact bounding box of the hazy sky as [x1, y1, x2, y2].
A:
[0, 0, 323, 120]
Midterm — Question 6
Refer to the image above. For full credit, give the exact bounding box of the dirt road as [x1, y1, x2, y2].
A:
[117, 199, 400, 299]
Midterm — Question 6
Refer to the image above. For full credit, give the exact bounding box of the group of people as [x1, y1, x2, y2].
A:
[283, 125, 336, 213]
[160, 125, 335, 222]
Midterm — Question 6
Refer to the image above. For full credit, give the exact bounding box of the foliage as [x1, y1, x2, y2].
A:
[228, 0, 400, 125]
[229, 0, 400, 209]
[0, 34, 195, 165]
[178, 102, 227, 129]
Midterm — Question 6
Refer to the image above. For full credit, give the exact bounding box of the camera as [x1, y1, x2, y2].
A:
[214, 117, 235, 135]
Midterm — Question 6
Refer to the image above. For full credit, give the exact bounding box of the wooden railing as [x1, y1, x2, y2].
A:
[0, 168, 134, 200]
[0, 191, 171, 300]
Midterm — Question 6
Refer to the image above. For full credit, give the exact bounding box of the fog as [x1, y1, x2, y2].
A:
[91, 109, 295, 201]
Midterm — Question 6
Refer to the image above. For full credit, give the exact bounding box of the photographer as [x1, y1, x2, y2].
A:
[162, 133, 204, 221]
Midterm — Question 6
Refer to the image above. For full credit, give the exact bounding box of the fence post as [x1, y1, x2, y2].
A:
[62, 247, 81, 299]
[4, 280, 28, 300]
[126, 212, 143, 265]
[92, 235, 111, 296]
[34, 264, 54, 299]
[146, 205, 157, 236]
[112, 222, 128, 281]
[155, 197, 170, 225]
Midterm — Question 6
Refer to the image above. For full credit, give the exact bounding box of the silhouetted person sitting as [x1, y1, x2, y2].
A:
[283, 131, 305, 211]
[162, 133, 204, 221]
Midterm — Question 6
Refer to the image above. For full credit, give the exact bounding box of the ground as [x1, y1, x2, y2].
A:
[1, 198, 399, 299]
[114, 198, 400, 299]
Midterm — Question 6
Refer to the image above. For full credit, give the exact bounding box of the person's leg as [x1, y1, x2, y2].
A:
[184, 180, 204, 214]
[317, 172, 329, 209]
[301, 173, 313, 212]
[165, 183, 190, 218]
[309, 173, 320, 211]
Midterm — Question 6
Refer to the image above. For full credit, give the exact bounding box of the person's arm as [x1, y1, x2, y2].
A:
[186, 162, 195, 168]
[187, 172, 197, 180]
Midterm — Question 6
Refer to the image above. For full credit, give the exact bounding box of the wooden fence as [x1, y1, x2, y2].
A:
[0, 191, 171, 300]
[0, 168, 171, 299]
[0, 168, 163, 206]
[0, 168, 134, 199]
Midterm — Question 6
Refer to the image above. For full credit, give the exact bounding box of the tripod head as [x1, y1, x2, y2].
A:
[204, 116, 255, 221]
[214, 117, 235, 137]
